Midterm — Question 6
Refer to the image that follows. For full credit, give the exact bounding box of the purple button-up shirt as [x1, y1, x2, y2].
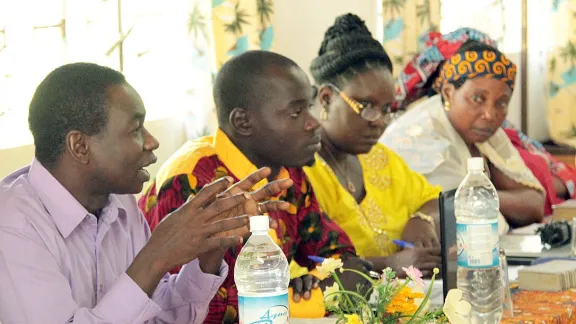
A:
[0, 159, 227, 323]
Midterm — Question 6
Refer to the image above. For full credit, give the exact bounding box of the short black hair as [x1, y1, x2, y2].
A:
[213, 50, 299, 126]
[28, 62, 126, 165]
[309, 13, 393, 87]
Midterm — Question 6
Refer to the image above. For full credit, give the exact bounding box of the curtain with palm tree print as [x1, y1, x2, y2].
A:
[185, 0, 218, 139]
[212, 0, 274, 68]
[381, 0, 441, 77]
[547, 0, 576, 147]
[185, 0, 275, 140]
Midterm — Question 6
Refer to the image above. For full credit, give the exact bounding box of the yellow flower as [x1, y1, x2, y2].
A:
[386, 286, 425, 315]
[323, 282, 340, 308]
[344, 314, 363, 324]
[443, 289, 471, 324]
[316, 257, 344, 276]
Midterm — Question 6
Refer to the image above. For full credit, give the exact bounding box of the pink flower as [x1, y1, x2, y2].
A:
[402, 266, 424, 287]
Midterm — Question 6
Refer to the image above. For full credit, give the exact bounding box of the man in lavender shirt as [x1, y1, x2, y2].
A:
[0, 63, 291, 323]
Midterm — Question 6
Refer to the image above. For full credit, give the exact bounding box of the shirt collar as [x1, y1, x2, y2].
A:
[28, 158, 126, 238]
[213, 128, 289, 189]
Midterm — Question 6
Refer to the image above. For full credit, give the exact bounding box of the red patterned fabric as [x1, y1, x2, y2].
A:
[501, 289, 576, 323]
[503, 121, 576, 215]
[394, 28, 496, 110]
[138, 134, 355, 324]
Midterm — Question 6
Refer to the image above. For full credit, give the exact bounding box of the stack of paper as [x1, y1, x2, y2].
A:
[518, 260, 576, 292]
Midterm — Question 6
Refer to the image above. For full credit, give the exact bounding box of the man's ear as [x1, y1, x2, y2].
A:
[229, 107, 252, 136]
[65, 130, 90, 164]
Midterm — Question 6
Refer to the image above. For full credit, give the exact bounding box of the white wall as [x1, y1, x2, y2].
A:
[0, 0, 552, 182]
[526, 0, 551, 141]
[274, 0, 379, 79]
[0, 1, 377, 181]
[0, 117, 187, 186]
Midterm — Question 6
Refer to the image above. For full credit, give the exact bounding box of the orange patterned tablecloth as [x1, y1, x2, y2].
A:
[501, 289, 576, 324]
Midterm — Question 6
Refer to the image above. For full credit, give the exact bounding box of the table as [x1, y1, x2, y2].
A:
[291, 266, 576, 324]
[501, 289, 576, 324]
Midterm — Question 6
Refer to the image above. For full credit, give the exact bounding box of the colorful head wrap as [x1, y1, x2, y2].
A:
[432, 49, 517, 93]
[394, 28, 497, 110]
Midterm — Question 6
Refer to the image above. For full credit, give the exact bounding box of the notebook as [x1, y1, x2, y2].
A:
[518, 260, 576, 291]
[552, 200, 576, 221]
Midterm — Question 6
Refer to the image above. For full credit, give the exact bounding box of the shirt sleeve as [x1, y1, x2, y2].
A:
[148, 260, 228, 323]
[139, 162, 238, 323]
[280, 169, 356, 269]
[0, 227, 161, 324]
[141, 220, 228, 324]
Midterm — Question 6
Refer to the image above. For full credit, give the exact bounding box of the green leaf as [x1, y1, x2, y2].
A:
[382, 0, 404, 17]
[188, 4, 210, 44]
[223, 3, 250, 35]
[416, 3, 430, 26]
[256, 0, 274, 26]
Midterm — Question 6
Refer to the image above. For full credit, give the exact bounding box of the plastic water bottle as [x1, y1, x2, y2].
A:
[235, 216, 290, 324]
[455, 157, 502, 324]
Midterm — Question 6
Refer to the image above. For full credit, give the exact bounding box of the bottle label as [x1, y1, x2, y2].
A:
[456, 221, 499, 268]
[238, 291, 289, 324]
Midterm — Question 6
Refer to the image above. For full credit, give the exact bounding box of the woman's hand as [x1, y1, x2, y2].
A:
[402, 217, 439, 248]
[386, 247, 441, 278]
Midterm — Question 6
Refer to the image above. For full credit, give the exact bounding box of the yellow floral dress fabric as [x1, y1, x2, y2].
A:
[304, 143, 441, 257]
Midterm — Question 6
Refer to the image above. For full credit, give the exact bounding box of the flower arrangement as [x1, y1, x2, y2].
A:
[316, 258, 471, 324]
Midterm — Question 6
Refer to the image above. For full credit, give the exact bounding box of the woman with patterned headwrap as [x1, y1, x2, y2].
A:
[381, 30, 545, 228]
[303, 13, 443, 277]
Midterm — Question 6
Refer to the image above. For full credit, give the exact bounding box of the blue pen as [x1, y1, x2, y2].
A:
[308, 255, 325, 263]
[392, 239, 415, 249]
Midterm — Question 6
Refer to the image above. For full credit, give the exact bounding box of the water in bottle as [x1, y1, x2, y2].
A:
[235, 215, 290, 324]
[455, 157, 502, 324]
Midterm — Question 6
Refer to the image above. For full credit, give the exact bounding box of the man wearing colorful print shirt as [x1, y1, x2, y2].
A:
[139, 51, 362, 323]
[0, 63, 288, 324]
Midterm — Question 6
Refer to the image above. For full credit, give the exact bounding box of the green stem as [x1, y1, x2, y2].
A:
[392, 279, 410, 297]
[340, 268, 377, 285]
[331, 291, 374, 323]
[332, 273, 355, 312]
[379, 278, 410, 314]
[406, 272, 437, 324]
[363, 286, 375, 301]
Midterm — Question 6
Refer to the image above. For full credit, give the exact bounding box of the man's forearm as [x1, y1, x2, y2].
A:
[126, 246, 170, 297]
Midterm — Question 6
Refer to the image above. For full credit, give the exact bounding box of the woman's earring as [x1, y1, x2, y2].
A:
[444, 101, 451, 112]
[320, 107, 328, 120]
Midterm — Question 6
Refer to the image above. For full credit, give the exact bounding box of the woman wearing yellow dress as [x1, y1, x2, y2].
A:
[304, 13, 442, 277]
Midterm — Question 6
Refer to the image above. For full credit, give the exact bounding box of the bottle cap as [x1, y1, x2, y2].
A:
[249, 215, 269, 232]
[467, 157, 485, 172]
